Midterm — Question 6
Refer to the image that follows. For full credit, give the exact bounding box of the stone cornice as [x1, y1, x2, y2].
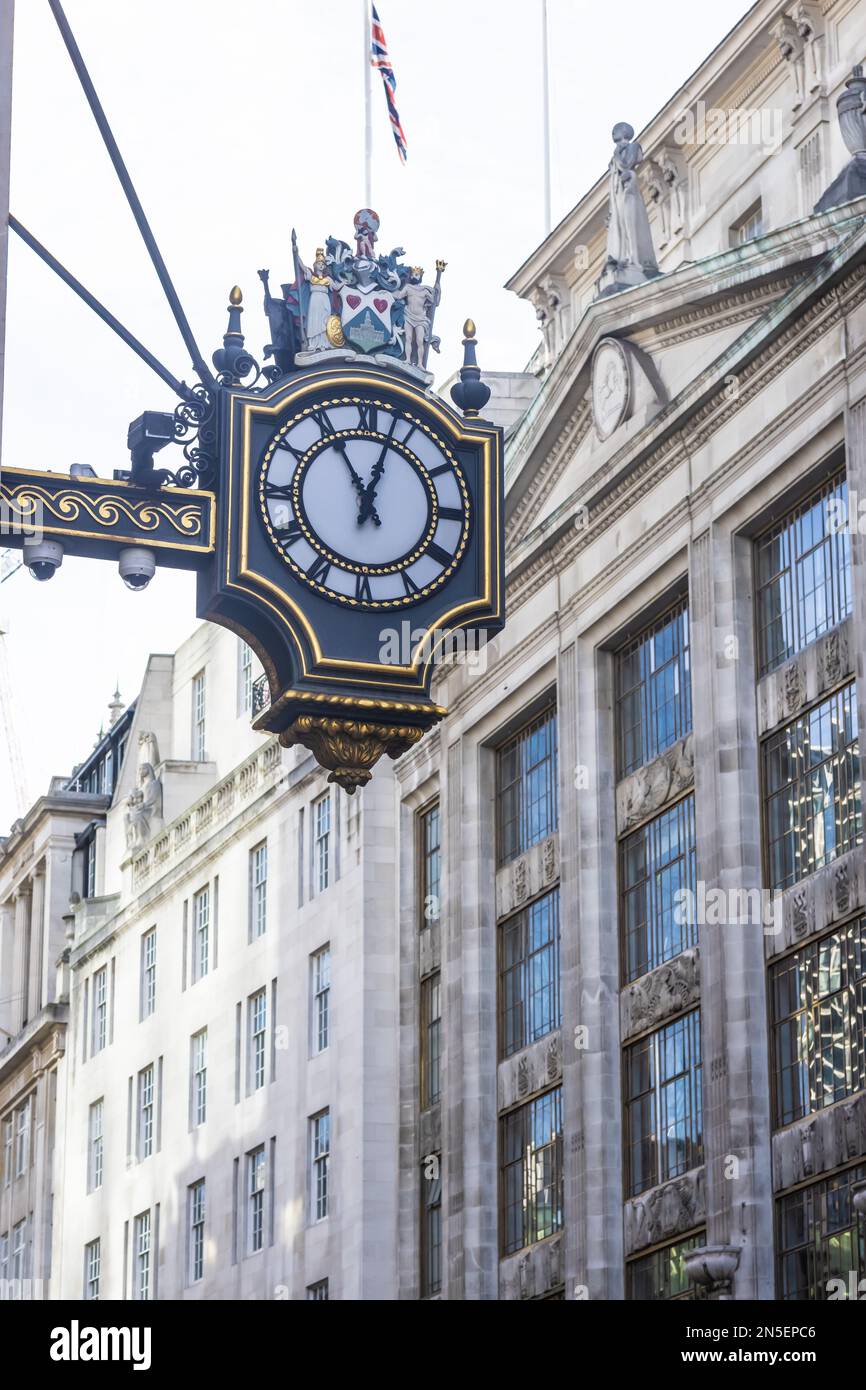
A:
[0, 1005, 67, 1108]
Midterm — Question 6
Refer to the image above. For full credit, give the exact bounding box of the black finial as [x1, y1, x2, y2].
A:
[450, 319, 491, 419]
[212, 286, 253, 382]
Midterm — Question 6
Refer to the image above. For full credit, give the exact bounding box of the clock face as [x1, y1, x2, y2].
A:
[258, 394, 472, 608]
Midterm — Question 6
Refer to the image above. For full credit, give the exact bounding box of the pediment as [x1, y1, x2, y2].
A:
[504, 203, 866, 549]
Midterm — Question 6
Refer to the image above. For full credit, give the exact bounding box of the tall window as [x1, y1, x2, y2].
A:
[250, 843, 268, 940]
[239, 641, 254, 715]
[625, 1009, 703, 1198]
[627, 1233, 706, 1301]
[192, 670, 206, 760]
[756, 472, 852, 677]
[419, 802, 441, 926]
[620, 796, 697, 982]
[193, 887, 210, 981]
[500, 1088, 563, 1256]
[617, 599, 691, 778]
[497, 706, 558, 865]
[92, 966, 108, 1054]
[420, 973, 442, 1108]
[311, 1110, 330, 1222]
[314, 794, 331, 892]
[771, 918, 866, 1127]
[88, 1099, 104, 1192]
[247, 1146, 266, 1255]
[778, 1165, 866, 1300]
[137, 1065, 154, 1161]
[133, 1210, 151, 1300]
[2, 1118, 11, 1186]
[420, 1156, 442, 1297]
[191, 1029, 207, 1128]
[14, 1100, 30, 1178]
[499, 890, 561, 1057]
[249, 989, 267, 1092]
[83, 837, 97, 900]
[140, 929, 156, 1020]
[84, 1239, 101, 1301]
[764, 684, 862, 892]
[312, 947, 331, 1055]
[11, 1219, 27, 1285]
[307, 1279, 329, 1300]
[188, 1179, 206, 1284]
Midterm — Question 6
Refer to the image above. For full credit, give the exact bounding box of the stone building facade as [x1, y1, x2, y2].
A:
[6, 0, 866, 1302]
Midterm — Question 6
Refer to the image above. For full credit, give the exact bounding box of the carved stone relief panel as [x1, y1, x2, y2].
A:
[499, 1235, 564, 1300]
[756, 619, 851, 739]
[498, 1031, 563, 1113]
[616, 733, 694, 836]
[621, 947, 701, 1041]
[495, 834, 559, 921]
[764, 847, 865, 961]
[772, 1093, 866, 1193]
[419, 918, 440, 980]
[624, 1166, 706, 1256]
[419, 1105, 442, 1158]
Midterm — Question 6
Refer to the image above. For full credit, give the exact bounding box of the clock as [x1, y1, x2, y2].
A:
[258, 394, 471, 609]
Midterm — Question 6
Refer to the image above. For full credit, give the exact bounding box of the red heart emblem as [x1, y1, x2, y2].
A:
[374, 298, 388, 313]
[347, 294, 361, 309]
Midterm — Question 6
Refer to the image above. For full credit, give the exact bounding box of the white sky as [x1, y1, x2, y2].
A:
[0, 0, 750, 832]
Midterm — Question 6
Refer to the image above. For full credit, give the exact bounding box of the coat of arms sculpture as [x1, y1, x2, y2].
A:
[259, 208, 446, 383]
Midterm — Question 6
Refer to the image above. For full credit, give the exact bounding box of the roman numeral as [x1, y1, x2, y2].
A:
[426, 542, 452, 568]
[355, 572, 373, 602]
[428, 463, 451, 478]
[438, 507, 463, 522]
[275, 520, 303, 546]
[276, 438, 306, 462]
[264, 482, 295, 499]
[307, 555, 331, 584]
[357, 401, 379, 433]
[401, 571, 419, 596]
[313, 407, 338, 438]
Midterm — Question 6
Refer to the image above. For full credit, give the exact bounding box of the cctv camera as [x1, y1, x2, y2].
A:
[118, 547, 156, 592]
[22, 538, 64, 582]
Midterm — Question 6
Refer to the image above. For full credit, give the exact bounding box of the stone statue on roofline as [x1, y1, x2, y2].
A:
[595, 122, 661, 299]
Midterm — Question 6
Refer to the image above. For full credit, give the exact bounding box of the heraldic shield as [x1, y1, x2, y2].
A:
[338, 283, 397, 354]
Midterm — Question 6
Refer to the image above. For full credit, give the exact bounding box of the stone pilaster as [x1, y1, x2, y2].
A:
[688, 527, 774, 1299]
[557, 642, 582, 1299]
[28, 863, 46, 1023]
[442, 735, 498, 1299]
[12, 883, 32, 1034]
[573, 639, 623, 1298]
[0, 900, 14, 1039]
[843, 400, 866, 749]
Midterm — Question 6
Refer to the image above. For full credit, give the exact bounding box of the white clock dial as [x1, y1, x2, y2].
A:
[258, 395, 471, 609]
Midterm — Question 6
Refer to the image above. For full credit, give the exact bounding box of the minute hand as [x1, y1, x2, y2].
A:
[358, 420, 399, 526]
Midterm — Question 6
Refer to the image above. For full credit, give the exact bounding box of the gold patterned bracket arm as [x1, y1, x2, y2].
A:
[0, 468, 216, 569]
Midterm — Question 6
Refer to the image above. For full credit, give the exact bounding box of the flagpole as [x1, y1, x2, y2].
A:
[542, 0, 552, 235]
[364, 0, 373, 207]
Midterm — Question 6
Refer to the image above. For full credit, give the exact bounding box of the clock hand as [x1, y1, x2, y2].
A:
[358, 418, 400, 527]
[328, 439, 382, 525]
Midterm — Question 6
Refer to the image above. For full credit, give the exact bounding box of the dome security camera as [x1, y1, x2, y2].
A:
[22, 538, 64, 581]
[118, 547, 156, 592]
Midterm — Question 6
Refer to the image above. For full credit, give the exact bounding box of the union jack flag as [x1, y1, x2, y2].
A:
[370, 4, 407, 163]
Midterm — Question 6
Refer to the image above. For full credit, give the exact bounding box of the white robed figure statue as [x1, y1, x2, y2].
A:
[301, 248, 338, 351]
[596, 122, 659, 297]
